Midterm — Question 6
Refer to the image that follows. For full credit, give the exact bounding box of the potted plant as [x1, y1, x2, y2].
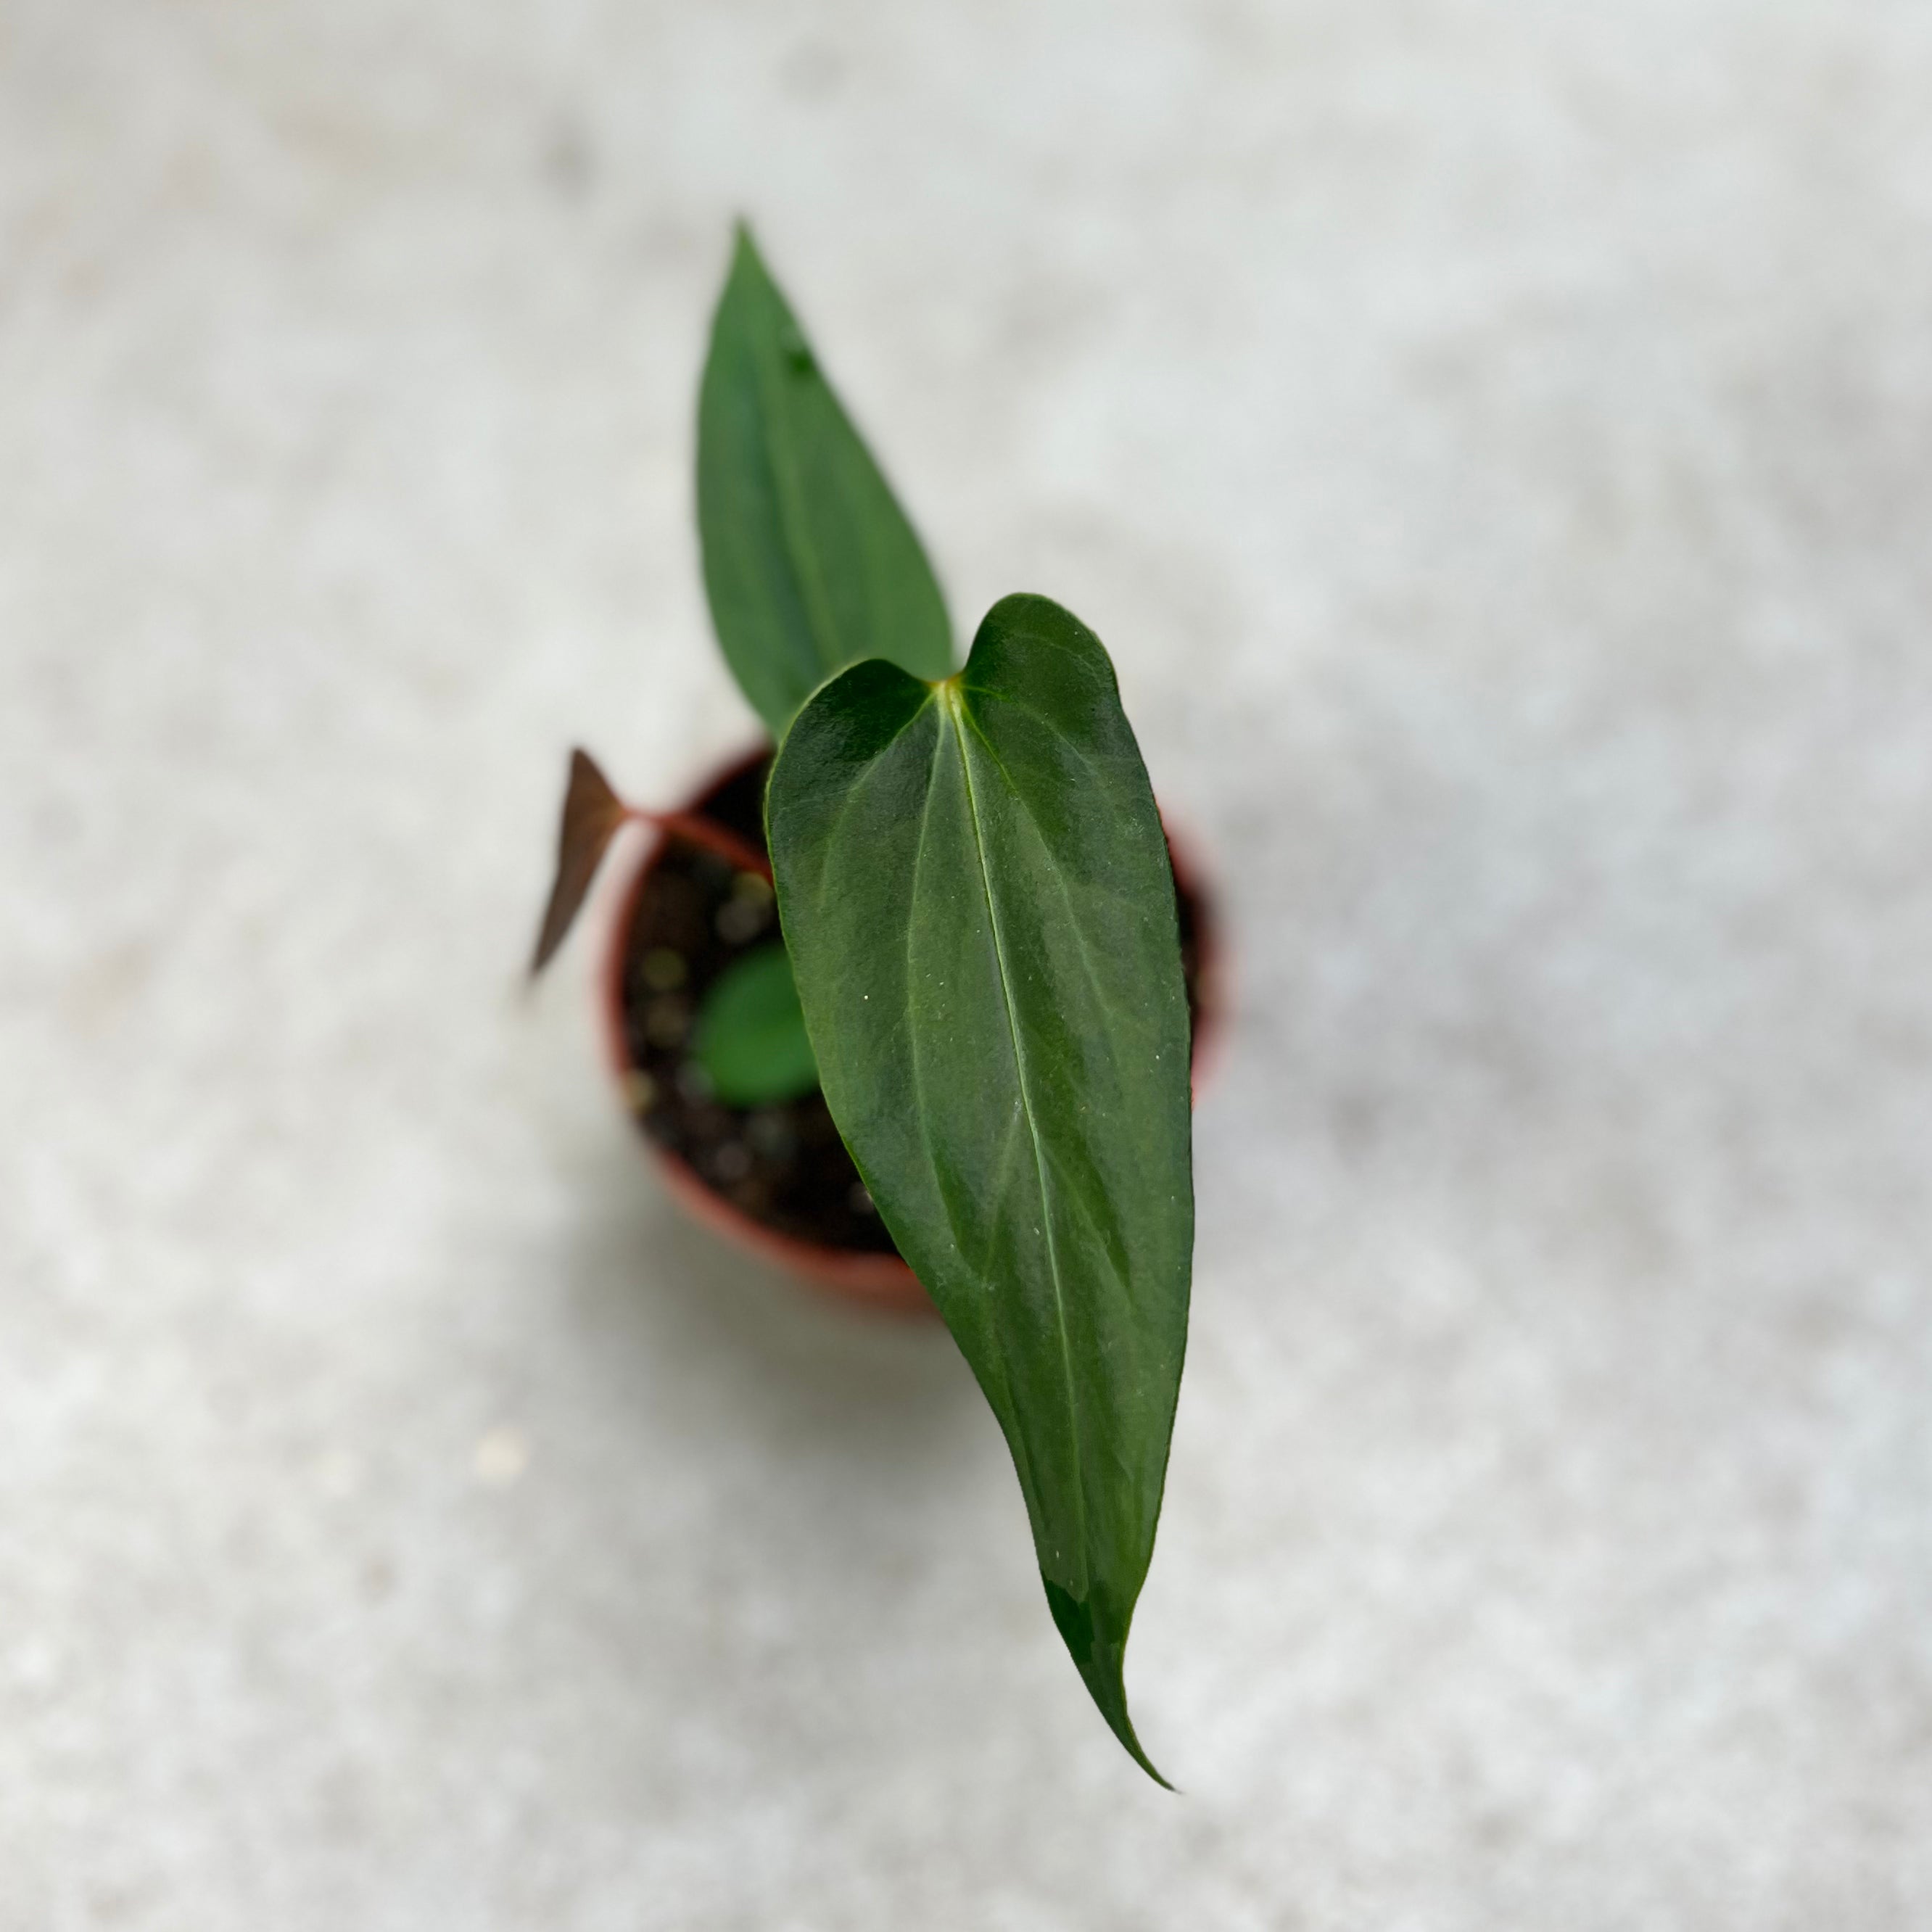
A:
[532, 226, 1213, 1785]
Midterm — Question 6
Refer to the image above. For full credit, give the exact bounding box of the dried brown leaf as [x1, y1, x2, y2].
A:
[529, 748, 630, 976]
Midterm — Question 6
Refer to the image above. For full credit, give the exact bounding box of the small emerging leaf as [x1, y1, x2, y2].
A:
[767, 595, 1193, 1783]
[530, 748, 629, 976]
[693, 941, 820, 1107]
[698, 225, 954, 738]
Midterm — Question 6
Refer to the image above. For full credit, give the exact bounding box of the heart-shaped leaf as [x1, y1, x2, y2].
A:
[767, 594, 1193, 1783]
[698, 226, 955, 738]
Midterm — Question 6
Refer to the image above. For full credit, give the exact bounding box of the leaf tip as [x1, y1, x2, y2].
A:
[729, 215, 767, 278]
[1045, 1578, 1175, 1789]
[1097, 1671, 1176, 1791]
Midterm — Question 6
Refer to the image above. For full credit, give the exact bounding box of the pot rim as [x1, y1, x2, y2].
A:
[599, 742, 1224, 1313]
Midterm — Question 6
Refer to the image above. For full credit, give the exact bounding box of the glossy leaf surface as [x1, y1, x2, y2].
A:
[767, 594, 1192, 1782]
[698, 226, 954, 738]
[693, 941, 820, 1107]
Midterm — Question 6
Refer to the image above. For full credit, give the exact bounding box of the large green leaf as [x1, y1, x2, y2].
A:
[698, 226, 954, 738]
[767, 593, 1193, 1783]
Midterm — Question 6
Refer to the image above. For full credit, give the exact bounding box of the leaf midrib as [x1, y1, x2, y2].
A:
[943, 680, 1089, 1581]
[751, 317, 843, 690]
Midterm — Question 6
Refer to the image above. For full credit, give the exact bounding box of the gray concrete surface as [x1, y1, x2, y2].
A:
[5, 1, 1932, 1926]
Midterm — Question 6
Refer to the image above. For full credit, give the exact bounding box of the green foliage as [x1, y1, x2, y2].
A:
[693, 941, 820, 1107]
[768, 595, 1193, 1783]
[698, 225, 955, 738]
[538, 229, 1200, 1783]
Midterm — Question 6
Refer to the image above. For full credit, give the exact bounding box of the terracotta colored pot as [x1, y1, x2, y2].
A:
[601, 747, 1223, 1316]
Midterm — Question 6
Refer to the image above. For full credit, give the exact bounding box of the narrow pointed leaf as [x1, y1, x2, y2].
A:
[767, 594, 1192, 1782]
[529, 748, 629, 976]
[698, 225, 954, 738]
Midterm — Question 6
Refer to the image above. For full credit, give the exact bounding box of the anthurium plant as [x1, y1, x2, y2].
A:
[534, 226, 1195, 1783]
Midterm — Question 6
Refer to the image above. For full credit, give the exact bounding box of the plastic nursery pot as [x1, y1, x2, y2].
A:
[601, 746, 1224, 1316]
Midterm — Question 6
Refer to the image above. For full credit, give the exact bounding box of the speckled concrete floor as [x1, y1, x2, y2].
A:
[5, 3, 1932, 1926]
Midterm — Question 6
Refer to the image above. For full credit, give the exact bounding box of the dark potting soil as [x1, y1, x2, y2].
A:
[619, 751, 1210, 1260]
